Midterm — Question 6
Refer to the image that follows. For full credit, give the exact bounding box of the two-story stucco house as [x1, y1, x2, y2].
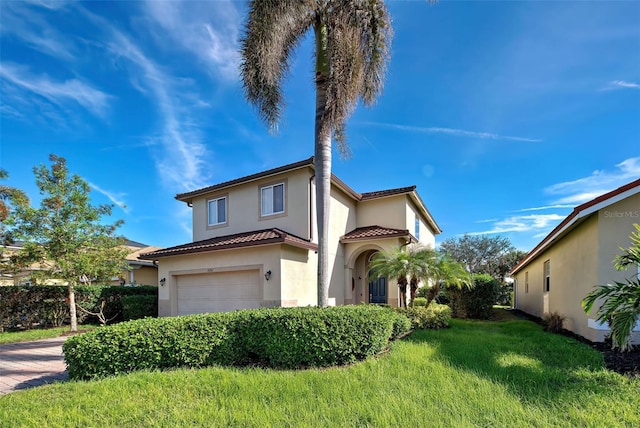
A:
[511, 178, 640, 344]
[140, 157, 441, 316]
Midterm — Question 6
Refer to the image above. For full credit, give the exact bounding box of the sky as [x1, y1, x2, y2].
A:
[1, 0, 639, 251]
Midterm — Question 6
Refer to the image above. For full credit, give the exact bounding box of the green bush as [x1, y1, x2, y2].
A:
[395, 303, 451, 330]
[448, 274, 499, 319]
[64, 305, 399, 379]
[390, 310, 412, 339]
[0, 285, 158, 330]
[121, 295, 158, 320]
[412, 297, 427, 307]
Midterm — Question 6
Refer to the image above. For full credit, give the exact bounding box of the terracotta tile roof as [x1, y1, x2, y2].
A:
[176, 157, 315, 202]
[139, 228, 317, 259]
[511, 177, 640, 274]
[340, 225, 416, 243]
[361, 186, 416, 200]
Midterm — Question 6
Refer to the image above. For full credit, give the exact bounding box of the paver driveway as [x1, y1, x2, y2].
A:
[0, 336, 68, 395]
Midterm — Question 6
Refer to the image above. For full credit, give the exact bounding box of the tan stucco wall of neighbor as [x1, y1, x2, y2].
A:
[191, 168, 312, 241]
[515, 194, 640, 344]
[132, 266, 158, 286]
[156, 245, 283, 317]
[516, 215, 598, 334]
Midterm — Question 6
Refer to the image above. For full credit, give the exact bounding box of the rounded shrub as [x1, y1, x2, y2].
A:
[63, 305, 399, 380]
[395, 303, 451, 330]
[448, 274, 499, 319]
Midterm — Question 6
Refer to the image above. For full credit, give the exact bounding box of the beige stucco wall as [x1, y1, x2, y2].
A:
[357, 197, 407, 230]
[191, 168, 312, 242]
[327, 186, 358, 305]
[405, 200, 436, 248]
[280, 246, 317, 307]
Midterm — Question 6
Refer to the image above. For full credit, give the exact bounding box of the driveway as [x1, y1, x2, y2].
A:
[0, 336, 68, 395]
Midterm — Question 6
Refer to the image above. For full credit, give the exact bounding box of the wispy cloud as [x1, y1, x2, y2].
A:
[89, 182, 128, 213]
[545, 157, 640, 205]
[362, 122, 542, 143]
[468, 214, 566, 236]
[0, 62, 111, 119]
[603, 80, 640, 90]
[81, 9, 210, 193]
[143, 0, 241, 80]
[513, 204, 575, 212]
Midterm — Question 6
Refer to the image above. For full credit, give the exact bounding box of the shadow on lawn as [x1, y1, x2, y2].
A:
[405, 318, 615, 403]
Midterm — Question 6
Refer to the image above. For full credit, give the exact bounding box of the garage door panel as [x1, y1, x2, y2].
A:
[176, 269, 261, 315]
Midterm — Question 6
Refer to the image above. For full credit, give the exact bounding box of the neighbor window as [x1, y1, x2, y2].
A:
[543, 260, 550, 292]
[261, 183, 285, 216]
[525, 271, 529, 294]
[207, 197, 227, 226]
[414, 214, 420, 240]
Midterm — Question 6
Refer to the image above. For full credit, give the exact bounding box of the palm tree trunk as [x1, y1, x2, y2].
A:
[314, 20, 331, 307]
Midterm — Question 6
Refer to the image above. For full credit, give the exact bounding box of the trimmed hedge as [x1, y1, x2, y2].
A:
[448, 274, 499, 319]
[121, 295, 158, 320]
[0, 285, 157, 330]
[395, 303, 451, 330]
[64, 305, 402, 380]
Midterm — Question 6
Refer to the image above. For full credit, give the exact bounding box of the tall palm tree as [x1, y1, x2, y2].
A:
[240, 0, 392, 307]
[425, 252, 472, 309]
[369, 247, 413, 308]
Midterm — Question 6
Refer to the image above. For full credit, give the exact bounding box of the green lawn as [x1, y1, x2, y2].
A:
[1, 316, 638, 427]
[0, 325, 98, 345]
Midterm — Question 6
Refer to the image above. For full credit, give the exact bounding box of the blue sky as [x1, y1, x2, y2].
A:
[1, 0, 639, 251]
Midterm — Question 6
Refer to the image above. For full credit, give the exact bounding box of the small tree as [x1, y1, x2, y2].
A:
[423, 252, 472, 309]
[0, 169, 29, 277]
[368, 247, 414, 308]
[583, 224, 640, 351]
[8, 155, 128, 331]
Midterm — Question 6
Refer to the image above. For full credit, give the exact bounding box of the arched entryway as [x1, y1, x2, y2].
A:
[347, 248, 396, 307]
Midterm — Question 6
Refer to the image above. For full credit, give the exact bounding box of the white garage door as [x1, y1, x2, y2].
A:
[177, 269, 261, 315]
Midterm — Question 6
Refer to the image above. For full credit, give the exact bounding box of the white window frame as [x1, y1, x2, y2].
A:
[260, 182, 285, 217]
[543, 260, 550, 293]
[207, 196, 227, 226]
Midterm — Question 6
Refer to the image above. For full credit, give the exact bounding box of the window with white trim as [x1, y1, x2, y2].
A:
[543, 260, 550, 292]
[261, 183, 285, 216]
[207, 197, 227, 226]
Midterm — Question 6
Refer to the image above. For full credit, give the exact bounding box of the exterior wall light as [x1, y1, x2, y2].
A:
[264, 270, 272, 281]
[160, 277, 166, 286]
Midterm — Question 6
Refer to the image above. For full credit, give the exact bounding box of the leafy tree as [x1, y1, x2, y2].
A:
[0, 169, 28, 241]
[8, 155, 128, 331]
[583, 224, 640, 351]
[423, 252, 472, 309]
[440, 234, 526, 283]
[240, 0, 392, 306]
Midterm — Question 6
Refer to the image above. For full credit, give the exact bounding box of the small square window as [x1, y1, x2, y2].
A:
[261, 183, 285, 216]
[208, 197, 227, 226]
[414, 214, 420, 240]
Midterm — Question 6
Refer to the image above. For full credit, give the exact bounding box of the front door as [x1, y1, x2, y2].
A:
[369, 276, 387, 304]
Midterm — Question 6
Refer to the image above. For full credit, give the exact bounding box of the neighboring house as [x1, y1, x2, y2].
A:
[140, 157, 441, 316]
[511, 178, 640, 344]
[0, 239, 161, 286]
[109, 240, 162, 286]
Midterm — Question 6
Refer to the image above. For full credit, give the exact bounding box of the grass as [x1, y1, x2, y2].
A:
[0, 325, 98, 345]
[1, 315, 638, 427]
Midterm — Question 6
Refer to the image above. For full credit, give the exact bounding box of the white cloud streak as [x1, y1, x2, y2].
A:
[0, 62, 111, 118]
[143, 0, 241, 80]
[468, 214, 566, 236]
[89, 182, 129, 213]
[362, 122, 542, 143]
[604, 80, 640, 90]
[513, 204, 575, 212]
[545, 157, 640, 205]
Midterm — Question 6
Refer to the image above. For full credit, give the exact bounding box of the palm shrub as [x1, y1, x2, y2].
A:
[542, 311, 566, 333]
[583, 223, 640, 351]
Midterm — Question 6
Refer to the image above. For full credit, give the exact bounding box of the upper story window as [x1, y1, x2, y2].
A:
[261, 183, 285, 217]
[543, 260, 550, 292]
[207, 196, 227, 226]
[414, 214, 420, 240]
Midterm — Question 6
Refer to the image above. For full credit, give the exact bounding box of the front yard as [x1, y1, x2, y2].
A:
[1, 316, 638, 427]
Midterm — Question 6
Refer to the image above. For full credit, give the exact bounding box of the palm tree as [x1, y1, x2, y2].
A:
[369, 248, 413, 308]
[583, 224, 640, 351]
[240, 0, 392, 307]
[424, 252, 472, 309]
